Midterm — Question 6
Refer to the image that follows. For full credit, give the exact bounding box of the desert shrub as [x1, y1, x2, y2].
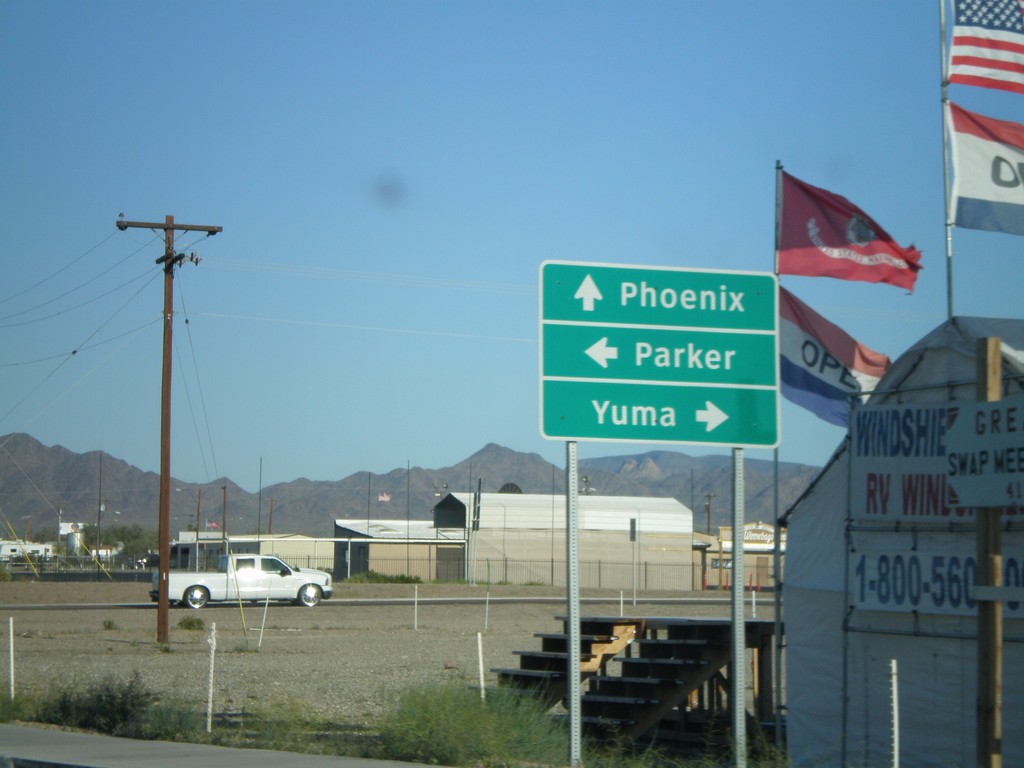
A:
[33, 671, 197, 739]
[345, 570, 421, 584]
[138, 698, 203, 741]
[375, 682, 566, 766]
[177, 615, 205, 631]
[0, 694, 30, 722]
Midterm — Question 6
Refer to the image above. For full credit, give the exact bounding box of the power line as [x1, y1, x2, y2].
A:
[206, 258, 534, 295]
[0, 317, 157, 436]
[0, 271, 161, 426]
[0, 268, 154, 327]
[193, 311, 535, 343]
[0, 235, 159, 321]
[0, 316, 161, 366]
[172, 277, 219, 482]
[0, 230, 120, 306]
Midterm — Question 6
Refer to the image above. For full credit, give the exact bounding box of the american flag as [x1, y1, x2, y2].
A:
[949, 0, 1024, 95]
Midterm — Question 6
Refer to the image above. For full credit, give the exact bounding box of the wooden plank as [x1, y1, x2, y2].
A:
[976, 337, 1003, 768]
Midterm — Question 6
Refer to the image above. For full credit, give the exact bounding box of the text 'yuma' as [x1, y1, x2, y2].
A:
[592, 400, 677, 428]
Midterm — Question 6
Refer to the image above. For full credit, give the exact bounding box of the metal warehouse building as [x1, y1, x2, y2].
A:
[334, 492, 695, 590]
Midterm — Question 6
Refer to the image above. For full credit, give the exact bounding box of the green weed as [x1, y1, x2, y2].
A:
[0, 694, 30, 723]
[32, 671, 198, 739]
[177, 615, 205, 631]
[374, 682, 567, 766]
[345, 570, 422, 584]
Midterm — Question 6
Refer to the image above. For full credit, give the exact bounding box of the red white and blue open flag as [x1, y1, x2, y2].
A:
[779, 287, 891, 428]
[948, 101, 1024, 236]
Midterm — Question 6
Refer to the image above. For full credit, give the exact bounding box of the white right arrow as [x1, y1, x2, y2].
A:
[574, 274, 603, 312]
[585, 337, 619, 368]
[696, 401, 729, 432]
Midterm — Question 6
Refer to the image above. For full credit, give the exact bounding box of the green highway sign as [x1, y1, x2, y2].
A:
[541, 261, 777, 329]
[539, 261, 779, 448]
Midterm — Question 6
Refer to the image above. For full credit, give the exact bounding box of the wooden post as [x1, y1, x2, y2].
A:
[976, 336, 1002, 768]
[115, 216, 221, 643]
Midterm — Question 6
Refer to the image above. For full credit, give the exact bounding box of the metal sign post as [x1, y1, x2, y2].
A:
[731, 447, 747, 767]
[566, 440, 582, 767]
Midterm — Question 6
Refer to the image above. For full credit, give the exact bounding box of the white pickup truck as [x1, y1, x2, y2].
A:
[151, 553, 333, 609]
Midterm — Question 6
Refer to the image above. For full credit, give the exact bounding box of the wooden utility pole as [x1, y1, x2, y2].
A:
[976, 337, 1002, 768]
[116, 215, 221, 643]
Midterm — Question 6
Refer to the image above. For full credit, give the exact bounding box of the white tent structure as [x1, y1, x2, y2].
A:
[783, 317, 1024, 767]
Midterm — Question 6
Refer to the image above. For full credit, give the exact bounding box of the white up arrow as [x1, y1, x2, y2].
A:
[574, 274, 603, 312]
[585, 337, 619, 368]
[696, 401, 729, 432]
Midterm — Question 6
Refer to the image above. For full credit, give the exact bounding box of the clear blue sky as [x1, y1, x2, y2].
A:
[1, 1, 1020, 493]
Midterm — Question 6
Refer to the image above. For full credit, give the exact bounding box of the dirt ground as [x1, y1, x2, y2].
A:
[0, 580, 769, 726]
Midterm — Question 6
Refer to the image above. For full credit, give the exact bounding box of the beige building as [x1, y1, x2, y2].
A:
[335, 492, 696, 591]
[172, 505, 781, 593]
[713, 522, 785, 589]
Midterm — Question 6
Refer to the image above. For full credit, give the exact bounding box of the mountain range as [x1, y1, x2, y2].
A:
[0, 433, 824, 539]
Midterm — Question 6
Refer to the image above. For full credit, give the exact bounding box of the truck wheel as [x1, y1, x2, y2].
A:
[182, 586, 210, 609]
[296, 584, 322, 607]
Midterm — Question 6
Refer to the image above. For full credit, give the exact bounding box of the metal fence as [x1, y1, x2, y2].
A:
[366, 555, 777, 592]
[5, 553, 778, 592]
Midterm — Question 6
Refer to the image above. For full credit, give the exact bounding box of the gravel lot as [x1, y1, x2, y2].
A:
[0, 580, 763, 726]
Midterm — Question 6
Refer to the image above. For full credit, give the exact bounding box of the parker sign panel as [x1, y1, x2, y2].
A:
[539, 261, 779, 448]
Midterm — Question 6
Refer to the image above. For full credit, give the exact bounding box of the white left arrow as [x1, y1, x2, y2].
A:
[585, 337, 619, 368]
[696, 401, 728, 432]
[574, 274, 603, 312]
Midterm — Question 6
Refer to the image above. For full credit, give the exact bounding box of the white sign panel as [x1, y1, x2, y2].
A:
[850, 401, 1024, 522]
[850, 403, 956, 523]
[848, 533, 1024, 618]
[945, 395, 1024, 507]
[848, 401, 1024, 618]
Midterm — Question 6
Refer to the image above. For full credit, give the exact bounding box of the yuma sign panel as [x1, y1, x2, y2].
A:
[539, 261, 779, 447]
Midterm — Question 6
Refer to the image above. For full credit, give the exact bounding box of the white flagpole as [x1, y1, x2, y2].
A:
[939, 0, 954, 321]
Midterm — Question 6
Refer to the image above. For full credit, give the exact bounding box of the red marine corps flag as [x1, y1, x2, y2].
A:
[777, 171, 923, 291]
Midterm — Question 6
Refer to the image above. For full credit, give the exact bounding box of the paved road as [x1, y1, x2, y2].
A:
[0, 722, 430, 768]
[0, 593, 740, 612]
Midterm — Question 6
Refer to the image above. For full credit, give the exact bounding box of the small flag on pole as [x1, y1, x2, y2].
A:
[777, 172, 922, 290]
[205, 519, 220, 529]
[378, 492, 392, 502]
[779, 287, 891, 427]
[949, 0, 1024, 96]
[948, 101, 1024, 236]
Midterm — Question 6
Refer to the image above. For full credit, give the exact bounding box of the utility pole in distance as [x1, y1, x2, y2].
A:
[116, 215, 222, 643]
